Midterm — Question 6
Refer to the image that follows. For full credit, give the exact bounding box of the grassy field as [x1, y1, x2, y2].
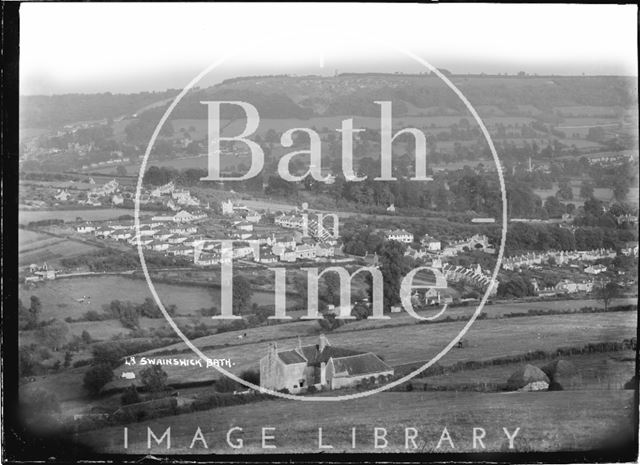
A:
[19, 229, 101, 265]
[532, 184, 639, 206]
[170, 116, 538, 140]
[19, 275, 280, 320]
[19, 208, 143, 224]
[413, 350, 635, 391]
[100, 310, 636, 389]
[138, 297, 637, 355]
[74, 390, 636, 453]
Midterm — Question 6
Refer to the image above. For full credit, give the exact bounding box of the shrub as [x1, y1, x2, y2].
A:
[83, 363, 114, 396]
[121, 384, 142, 405]
[140, 365, 168, 393]
[239, 369, 260, 386]
[215, 376, 240, 393]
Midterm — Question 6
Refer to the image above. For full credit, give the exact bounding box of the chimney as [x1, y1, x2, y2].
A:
[319, 334, 330, 352]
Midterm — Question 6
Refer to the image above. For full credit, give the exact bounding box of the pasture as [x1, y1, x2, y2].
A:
[19, 208, 141, 224]
[532, 183, 639, 205]
[413, 350, 635, 391]
[139, 297, 638, 355]
[75, 390, 636, 453]
[103, 310, 637, 389]
[19, 275, 279, 321]
[19, 229, 100, 265]
[170, 116, 538, 140]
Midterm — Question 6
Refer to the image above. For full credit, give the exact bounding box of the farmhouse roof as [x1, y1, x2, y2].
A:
[277, 350, 307, 365]
[331, 353, 393, 377]
[294, 344, 363, 366]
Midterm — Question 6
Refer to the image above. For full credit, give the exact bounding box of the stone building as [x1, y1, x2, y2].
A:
[259, 335, 394, 393]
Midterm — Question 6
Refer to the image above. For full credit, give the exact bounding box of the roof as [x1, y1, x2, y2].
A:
[277, 350, 307, 365]
[294, 344, 363, 366]
[330, 353, 393, 377]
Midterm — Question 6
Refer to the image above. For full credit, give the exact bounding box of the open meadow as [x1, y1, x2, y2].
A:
[99, 309, 636, 390]
[75, 390, 636, 454]
[19, 208, 141, 224]
[19, 274, 283, 323]
[19, 229, 101, 265]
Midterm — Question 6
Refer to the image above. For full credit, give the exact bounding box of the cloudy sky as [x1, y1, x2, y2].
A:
[20, 3, 638, 95]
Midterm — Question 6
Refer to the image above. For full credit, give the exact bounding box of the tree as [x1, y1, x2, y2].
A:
[37, 320, 69, 351]
[28, 296, 42, 328]
[323, 272, 341, 306]
[19, 299, 32, 330]
[239, 369, 260, 385]
[83, 364, 114, 396]
[140, 364, 168, 393]
[81, 330, 93, 345]
[376, 241, 411, 311]
[317, 313, 343, 332]
[116, 165, 127, 176]
[63, 351, 73, 368]
[232, 275, 253, 315]
[557, 180, 573, 200]
[292, 275, 308, 307]
[613, 182, 630, 203]
[121, 384, 141, 405]
[595, 281, 622, 311]
[580, 181, 594, 200]
[19, 347, 38, 377]
[544, 196, 565, 218]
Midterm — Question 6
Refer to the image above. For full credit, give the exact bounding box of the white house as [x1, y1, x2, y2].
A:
[150, 181, 175, 198]
[54, 189, 71, 201]
[385, 229, 414, 244]
[420, 234, 441, 251]
[111, 194, 124, 206]
[76, 224, 96, 233]
[584, 264, 607, 275]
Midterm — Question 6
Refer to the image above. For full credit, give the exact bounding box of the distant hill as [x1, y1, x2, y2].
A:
[140, 74, 638, 120]
[20, 90, 179, 129]
[21, 74, 638, 128]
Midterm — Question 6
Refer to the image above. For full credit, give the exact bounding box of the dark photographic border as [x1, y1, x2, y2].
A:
[2, 2, 638, 463]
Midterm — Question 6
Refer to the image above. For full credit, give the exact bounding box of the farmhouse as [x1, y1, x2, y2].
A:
[260, 335, 394, 393]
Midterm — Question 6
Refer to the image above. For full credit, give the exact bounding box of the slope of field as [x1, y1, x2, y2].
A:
[75, 390, 636, 454]
[413, 351, 635, 391]
[138, 297, 638, 356]
[19, 275, 282, 319]
[19, 229, 100, 265]
[19, 208, 143, 224]
[103, 310, 637, 390]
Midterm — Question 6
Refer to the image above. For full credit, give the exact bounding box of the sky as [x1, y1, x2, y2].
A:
[20, 3, 638, 95]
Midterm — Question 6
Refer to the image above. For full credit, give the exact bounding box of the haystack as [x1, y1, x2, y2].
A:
[541, 359, 579, 391]
[506, 364, 549, 391]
